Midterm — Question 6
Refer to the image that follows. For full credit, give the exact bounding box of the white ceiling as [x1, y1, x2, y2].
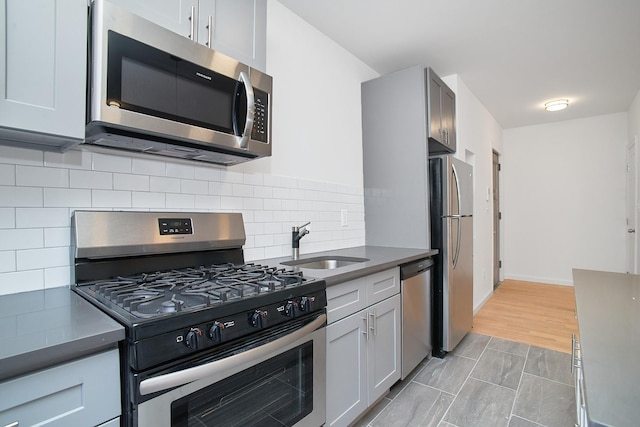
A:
[277, 0, 640, 129]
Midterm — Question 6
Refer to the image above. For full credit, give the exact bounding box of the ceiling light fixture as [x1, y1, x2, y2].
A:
[544, 99, 569, 112]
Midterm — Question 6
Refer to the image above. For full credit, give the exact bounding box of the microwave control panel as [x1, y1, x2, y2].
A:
[251, 88, 269, 143]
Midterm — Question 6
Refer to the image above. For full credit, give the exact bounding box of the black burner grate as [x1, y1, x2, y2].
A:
[88, 263, 308, 318]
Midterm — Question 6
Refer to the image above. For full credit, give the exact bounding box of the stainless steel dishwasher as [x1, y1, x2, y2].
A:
[400, 257, 434, 379]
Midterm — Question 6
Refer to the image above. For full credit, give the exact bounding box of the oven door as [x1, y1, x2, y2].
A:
[136, 313, 326, 427]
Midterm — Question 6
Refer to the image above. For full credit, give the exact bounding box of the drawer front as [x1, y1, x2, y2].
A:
[0, 349, 121, 427]
[366, 268, 400, 306]
[327, 276, 367, 324]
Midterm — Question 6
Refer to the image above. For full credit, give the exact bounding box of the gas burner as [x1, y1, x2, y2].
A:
[88, 263, 313, 319]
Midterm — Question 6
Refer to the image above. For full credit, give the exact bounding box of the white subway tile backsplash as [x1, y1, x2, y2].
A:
[44, 266, 71, 288]
[132, 192, 166, 209]
[166, 193, 195, 209]
[0, 152, 365, 294]
[92, 190, 132, 208]
[195, 165, 222, 181]
[16, 166, 68, 188]
[0, 269, 44, 293]
[70, 170, 112, 189]
[243, 198, 264, 211]
[17, 247, 70, 270]
[0, 164, 15, 185]
[44, 149, 92, 170]
[220, 196, 243, 210]
[44, 188, 91, 207]
[132, 158, 166, 176]
[0, 251, 16, 272]
[221, 170, 243, 184]
[232, 183, 254, 197]
[243, 173, 263, 186]
[93, 152, 132, 173]
[44, 227, 71, 247]
[0, 187, 43, 207]
[0, 209, 15, 228]
[254, 234, 274, 247]
[16, 208, 69, 228]
[0, 229, 43, 251]
[0, 146, 44, 166]
[150, 176, 181, 193]
[209, 181, 232, 196]
[181, 179, 208, 195]
[194, 195, 221, 210]
[166, 162, 195, 179]
[114, 173, 150, 191]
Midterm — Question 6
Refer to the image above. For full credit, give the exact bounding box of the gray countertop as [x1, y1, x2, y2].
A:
[0, 287, 125, 382]
[259, 246, 438, 286]
[572, 269, 640, 427]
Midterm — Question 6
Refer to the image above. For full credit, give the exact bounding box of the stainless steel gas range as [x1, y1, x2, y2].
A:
[71, 211, 326, 427]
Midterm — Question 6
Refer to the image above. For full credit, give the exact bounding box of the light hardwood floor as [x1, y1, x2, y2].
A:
[472, 279, 578, 354]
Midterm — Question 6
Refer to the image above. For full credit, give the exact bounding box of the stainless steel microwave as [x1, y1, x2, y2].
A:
[85, 0, 272, 165]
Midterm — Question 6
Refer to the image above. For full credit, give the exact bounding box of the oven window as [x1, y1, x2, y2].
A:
[171, 342, 314, 427]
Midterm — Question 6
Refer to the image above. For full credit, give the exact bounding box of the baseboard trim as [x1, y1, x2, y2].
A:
[503, 274, 573, 286]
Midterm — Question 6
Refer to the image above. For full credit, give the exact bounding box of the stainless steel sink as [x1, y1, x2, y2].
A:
[281, 256, 369, 269]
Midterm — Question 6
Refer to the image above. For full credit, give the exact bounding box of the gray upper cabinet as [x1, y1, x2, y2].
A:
[427, 67, 457, 154]
[110, 0, 267, 71]
[0, 0, 87, 151]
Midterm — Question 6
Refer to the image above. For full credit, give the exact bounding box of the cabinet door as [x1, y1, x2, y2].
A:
[108, 0, 198, 40]
[0, 350, 120, 427]
[368, 294, 401, 403]
[0, 0, 86, 146]
[198, 0, 266, 70]
[427, 72, 444, 144]
[326, 311, 368, 427]
[442, 86, 456, 150]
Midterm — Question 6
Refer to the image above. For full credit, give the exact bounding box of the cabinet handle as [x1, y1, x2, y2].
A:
[369, 310, 377, 336]
[207, 15, 213, 47]
[362, 316, 369, 340]
[4, 422, 19, 427]
[188, 6, 196, 41]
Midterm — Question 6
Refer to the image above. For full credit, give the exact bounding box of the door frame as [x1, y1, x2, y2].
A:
[627, 137, 638, 274]
[492, 150, 501, 288]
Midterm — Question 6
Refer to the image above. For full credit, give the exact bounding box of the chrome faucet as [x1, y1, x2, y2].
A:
[292, 221, 310, 260]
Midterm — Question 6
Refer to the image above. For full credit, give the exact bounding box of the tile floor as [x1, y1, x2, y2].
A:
[352, 333, 576, 427]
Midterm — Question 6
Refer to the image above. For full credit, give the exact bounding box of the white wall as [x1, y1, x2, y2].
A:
[442, 75, 503, 311]
[503, 113, 628, 285]
[238, 0, 379, 188]
[0, 0, 378, 295]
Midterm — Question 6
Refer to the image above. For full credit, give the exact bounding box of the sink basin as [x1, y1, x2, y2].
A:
[281, 256, 370, 270]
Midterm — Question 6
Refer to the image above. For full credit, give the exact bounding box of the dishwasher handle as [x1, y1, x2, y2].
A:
[400, 257, 434, 280]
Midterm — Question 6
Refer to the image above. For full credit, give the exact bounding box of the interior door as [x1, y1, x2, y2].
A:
[627, 139, 638, 274]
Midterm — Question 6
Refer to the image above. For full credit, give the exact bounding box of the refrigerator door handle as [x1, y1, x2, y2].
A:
[452, 165, 462, 269]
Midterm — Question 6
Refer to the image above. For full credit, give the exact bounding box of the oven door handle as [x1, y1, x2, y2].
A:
[139, 313, 326, 396]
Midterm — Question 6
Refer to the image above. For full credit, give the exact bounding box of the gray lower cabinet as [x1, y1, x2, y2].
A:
[326, 268, 401, 427]
[0, 0, 87, 151]
[109, 0, 267, 71]
[0, 349, 121, 427]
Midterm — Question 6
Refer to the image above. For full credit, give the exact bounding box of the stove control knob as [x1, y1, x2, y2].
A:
[250, 310, 267, 328]
[209, 321, 223, 343]
[299, 296, 315, 312]
[283, 301, 297, 318]
[185, 327, 203, 350]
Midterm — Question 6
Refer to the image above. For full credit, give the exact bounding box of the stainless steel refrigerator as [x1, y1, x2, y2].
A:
[429, 156, 473, 357]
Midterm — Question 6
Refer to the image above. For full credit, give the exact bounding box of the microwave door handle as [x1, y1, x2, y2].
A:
[237, 72, 255, 149]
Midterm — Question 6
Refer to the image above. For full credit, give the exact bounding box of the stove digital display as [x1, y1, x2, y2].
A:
[159, 218, 192, 235]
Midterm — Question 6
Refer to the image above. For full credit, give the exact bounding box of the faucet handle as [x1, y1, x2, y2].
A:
[293, 221, 311, 232]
